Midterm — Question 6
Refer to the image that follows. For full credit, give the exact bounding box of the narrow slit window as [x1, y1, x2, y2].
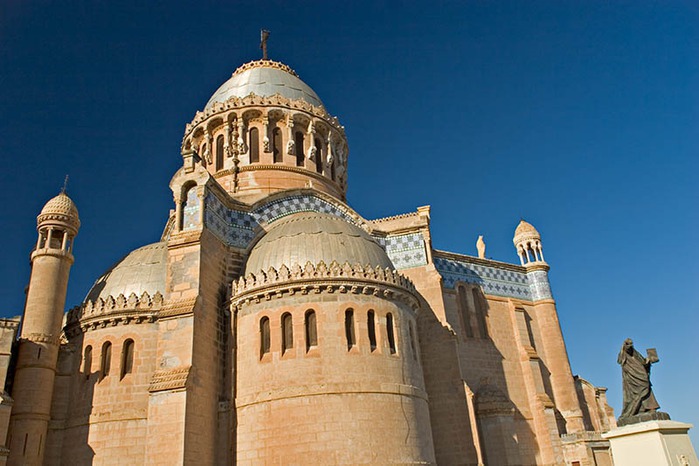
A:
[121, 339, 134, 379]
[83, 345, 92, 376]
[367, 310, 377, 351]
[249, 127, 260, 163]
[305, 310, 317, 350]
[282, 313, 293, 353]
[386, 313, 396, 354]
[295, 131, 305, 166]
[215, 134, 224, 171]
[101, 341, 112, 378]
[345, 309, 356, 350]
[260, 317, 271, 358]
[272, 128, 283, 163]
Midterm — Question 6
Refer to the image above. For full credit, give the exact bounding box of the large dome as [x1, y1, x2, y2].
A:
[205, 59, 324, 110]
[245, 212, 393, 274]
[84, 242, 167, 302]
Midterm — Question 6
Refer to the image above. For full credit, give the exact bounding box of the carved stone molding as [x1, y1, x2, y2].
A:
[22, 333, 60, 345]
[184, 93, 344, 143]
[158, 297, 197, 319]
[64, 291, 163, 337]
[232, 261, 420, 312]
[149, 366, 191, 393]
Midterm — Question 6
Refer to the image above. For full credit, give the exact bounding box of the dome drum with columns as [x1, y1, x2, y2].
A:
[2, 48, 618, 466]
[181, 60, 349, 204]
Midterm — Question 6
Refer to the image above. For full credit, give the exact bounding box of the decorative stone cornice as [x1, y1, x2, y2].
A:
[158, 297, 197, 319]
[371, 211, 420, 223]
[30, 248, 74, 264]
[64, 291, 163, 337]
[149, 366, 191, 393]
[232, 261, 419, 311]
[433, 249, 527, 274]
[0, 318, 20, 329]
[184, 93, 344, 142]
[232, 59, 299, 77]
[22, 333, 60, 345]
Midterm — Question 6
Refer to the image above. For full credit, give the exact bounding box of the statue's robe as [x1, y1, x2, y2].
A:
[618, 347, 660, 418]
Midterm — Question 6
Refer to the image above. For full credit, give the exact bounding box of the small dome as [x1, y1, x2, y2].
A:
[513, 219, 540, 244]
[245, 212, 393, 274]
[205, 60, 324, 110]
[37, 192, 80, 231]
[85, 242, 167, 302]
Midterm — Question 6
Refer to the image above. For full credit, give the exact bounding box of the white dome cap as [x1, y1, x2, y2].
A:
[205, 60, 324, 110]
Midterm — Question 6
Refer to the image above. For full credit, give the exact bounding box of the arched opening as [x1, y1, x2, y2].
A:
[305, 310, 317, 351]
[282, 313, 293, 354]
[215, 134, 224, 171]
[386, 313, 396, 354]
[182, 185, 199, 231]
[272, 127, 283, 163]
[330, 161, 336, 181]
[83, 345, 92, 376]
[367, 310, 377, 351]
[345, 309, 356, 350]
[295, 131, 305, 167]
[121, 339, 134, 379]
[249, 127, 260, 163]
[100, 341, 112, 379]
[260, 316, 270, 358]
[314, 138, 324, 173]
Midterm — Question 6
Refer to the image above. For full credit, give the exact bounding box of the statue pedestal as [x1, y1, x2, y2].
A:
[602, 420, 698, 466]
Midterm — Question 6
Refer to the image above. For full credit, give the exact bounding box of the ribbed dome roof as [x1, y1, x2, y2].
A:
[38, 193, 80, 230]
[245, 212, 393, 274]
[513, 219, 540, 244]
[85, 242, 167, 302]
[205, 59, 323, 110]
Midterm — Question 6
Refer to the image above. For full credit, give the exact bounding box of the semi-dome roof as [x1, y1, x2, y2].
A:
[85, 242, 167, 302]
[205, 59, 324, 110]
[245, 212, 393, 274]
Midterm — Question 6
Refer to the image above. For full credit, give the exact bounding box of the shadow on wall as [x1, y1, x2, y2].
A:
[57, 336, 96, 465]
[417, 285, 540, 465]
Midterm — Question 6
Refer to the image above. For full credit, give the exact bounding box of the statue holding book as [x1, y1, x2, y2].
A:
[617, 338, 670, 425]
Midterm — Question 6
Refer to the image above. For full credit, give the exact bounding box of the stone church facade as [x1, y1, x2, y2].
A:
[0, 58, 617, 465]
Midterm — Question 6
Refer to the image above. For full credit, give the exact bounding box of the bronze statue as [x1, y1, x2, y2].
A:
[617, 338, 668, 425]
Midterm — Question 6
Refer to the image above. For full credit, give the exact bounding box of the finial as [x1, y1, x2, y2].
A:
[61, 175, 69, 194]
[260, 29, 270, 60]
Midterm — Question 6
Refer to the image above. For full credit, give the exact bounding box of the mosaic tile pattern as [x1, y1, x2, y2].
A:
[382, 233, 428, 269]
[254, 196, 357, 225]
[527, 269, 553, 301]
[434, 256, 532, 300]
[203, 193, 357, 248]
[204, 193, 256, 248]
[182, 188, 201, 231]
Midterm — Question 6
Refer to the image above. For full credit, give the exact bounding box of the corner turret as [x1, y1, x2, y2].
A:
[513, 219, 545, 266]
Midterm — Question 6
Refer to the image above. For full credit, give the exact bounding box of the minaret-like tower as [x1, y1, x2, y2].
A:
[8, 193, 80, 466]
[513, 219, 585, 435]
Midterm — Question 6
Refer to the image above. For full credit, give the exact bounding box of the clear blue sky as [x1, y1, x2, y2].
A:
[2, 1, 697, 442]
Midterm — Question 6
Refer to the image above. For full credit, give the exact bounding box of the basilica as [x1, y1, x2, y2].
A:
[0, 56, 617, 465]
